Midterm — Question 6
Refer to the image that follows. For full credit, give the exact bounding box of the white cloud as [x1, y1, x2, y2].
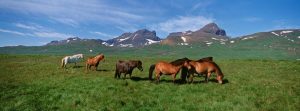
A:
[50, 18, 79, 27]
[15, 23, 38, 30]
[90, 31, 116, 39]
[33, 32, 73, 39]
[0, 28, 33, 36]
[149, 16, 214, 33]
[0, 0, 144, 26]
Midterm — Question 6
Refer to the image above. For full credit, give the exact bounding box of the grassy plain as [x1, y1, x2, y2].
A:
[0, 54, 299, 110]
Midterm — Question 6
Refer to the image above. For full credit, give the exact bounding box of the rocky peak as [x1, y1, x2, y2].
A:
[199, 23, 226, 36]
[104, 29, 161, 47]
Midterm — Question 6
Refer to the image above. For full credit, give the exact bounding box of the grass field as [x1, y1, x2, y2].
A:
[0, 54, 299, 111]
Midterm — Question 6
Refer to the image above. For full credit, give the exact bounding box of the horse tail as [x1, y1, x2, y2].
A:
[61, 58, 65, 68]
[149, 64, 156, 80]
[212, 62, 224, 84]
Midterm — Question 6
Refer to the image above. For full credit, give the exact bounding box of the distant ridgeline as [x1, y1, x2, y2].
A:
[0, 23, 299, 60]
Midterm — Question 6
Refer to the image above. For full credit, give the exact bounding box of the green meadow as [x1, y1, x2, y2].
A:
[0, 54, 299, 110]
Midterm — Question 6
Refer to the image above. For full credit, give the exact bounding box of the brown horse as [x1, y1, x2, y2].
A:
[187, 60, 224, 84]
[149, 58, 191, 83]
[115, 60, 143, 79]
[181, 57, 213, 82]
[86, 54, 105, 72]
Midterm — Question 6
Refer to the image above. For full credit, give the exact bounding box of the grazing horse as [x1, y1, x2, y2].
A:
[187, 60, 224, 84]
[115, 60, 143, 79]
[181, 57, 213, 82]
[149, 59, 191, 83]
[86, 54, 105, 72]
[61, 54, 84, 68]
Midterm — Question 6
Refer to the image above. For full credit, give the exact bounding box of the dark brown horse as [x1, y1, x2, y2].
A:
[187, 60, 224, 84]
[181, 57, 213, 82]
[149, 58, 191, 83]
[115, 60, 143, 79]
[86, 54, 105, 72]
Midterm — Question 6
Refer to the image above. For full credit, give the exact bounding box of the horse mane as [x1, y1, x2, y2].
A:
[196, 57, 213, 62]
[209, 61, 223, 77]
[170, 57, 190, 66]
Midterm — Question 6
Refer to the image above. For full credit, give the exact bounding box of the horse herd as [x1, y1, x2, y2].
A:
[61, 53, 224, 84]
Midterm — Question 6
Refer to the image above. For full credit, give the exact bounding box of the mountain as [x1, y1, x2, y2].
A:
[161, 23, 229, 45]
[104, 29, 161, 47]
[229, 29, 300, 48]
[46, 37, 103, 46]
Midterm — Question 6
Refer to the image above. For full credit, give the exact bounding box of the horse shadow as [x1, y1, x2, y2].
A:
[130, 76, 149, 81]
[96, 69, 110, 72]
[189, 78, 229, 84]
[72, 66, 84, 68]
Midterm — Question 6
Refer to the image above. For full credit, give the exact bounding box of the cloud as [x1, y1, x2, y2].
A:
[50, 18, 79, 27]
[91, 31, 111, 36]
[0, 28, 33, 36]
[0, 0, 145, 27]
[33, 32, 73, 39]
[191, 0, 213, 12]
[149, 16, 214, 33]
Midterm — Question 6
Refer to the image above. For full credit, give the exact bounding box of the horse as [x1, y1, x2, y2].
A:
[86, 54, 105, 72]
[181, 57, 213, 82]
[186, 60, 224, 84]
[61, 54, 84, 68]
[149, 58, 191, 83]
[115, 60, 143, 79]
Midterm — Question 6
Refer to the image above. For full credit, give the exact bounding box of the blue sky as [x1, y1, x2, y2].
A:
[0, 0, 299, 46]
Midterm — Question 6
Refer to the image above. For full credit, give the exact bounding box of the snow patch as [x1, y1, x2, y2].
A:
[179, 43, 189, 45]
[280, 30, 293, 34]
[118, 37, 130, 42]
[181, 37, 187, 42]
[89, 49, 93, 52]
[145, 39, 160, 45]
[298, 36, 300, 39]
[271, 32, 279, 36]
[206, 42, 213, 45]
[119, 44, 133, 47]
[230, 41, 235, 43]
[102, 42, 114, 47]
[220, 42, 226, 45]
[73, 38, 77, 40]
[212, 38, 218, 40]
[132, 34, 138, 40]
[242, 36, 255, 40]
[67, 40, 70, 43]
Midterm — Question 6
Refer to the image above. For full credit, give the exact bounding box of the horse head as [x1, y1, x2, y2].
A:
[183, 60, 192, 70]
[136, 60, 143, 71]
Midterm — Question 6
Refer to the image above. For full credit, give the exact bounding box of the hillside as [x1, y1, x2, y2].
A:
[0, 26, 299, 60]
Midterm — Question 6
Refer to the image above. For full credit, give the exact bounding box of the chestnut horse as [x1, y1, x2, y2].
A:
[187, 60, 224, 84]
[115, 60, 143, 79]
[149, 58, 191, 83]
[181, 57, 213, 82]
[86, 54, 105, 72]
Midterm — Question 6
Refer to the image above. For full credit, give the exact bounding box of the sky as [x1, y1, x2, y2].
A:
[0, 0, 299, 46]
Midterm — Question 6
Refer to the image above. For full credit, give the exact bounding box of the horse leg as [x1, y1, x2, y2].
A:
[74, 62, 76, 67]
[129, 73, 132, 79]
[115, 70, 118, 78]
[188, 73, 194, 84]
[172, 74, 177, 84]
[205, 72, 212, 83]
[155, 73, 161, 84]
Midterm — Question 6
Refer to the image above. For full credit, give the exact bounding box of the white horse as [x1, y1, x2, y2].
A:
[61, 54, 84, 68]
